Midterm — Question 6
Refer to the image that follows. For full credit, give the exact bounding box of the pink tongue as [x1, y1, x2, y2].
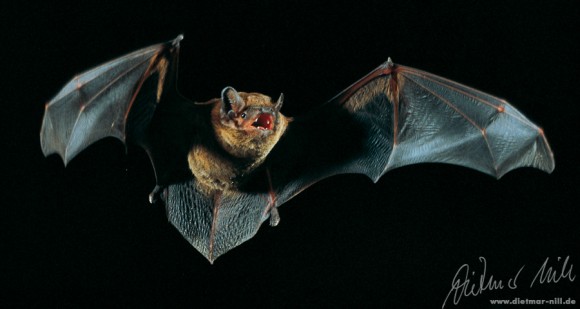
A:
[255, 113, 274, 130]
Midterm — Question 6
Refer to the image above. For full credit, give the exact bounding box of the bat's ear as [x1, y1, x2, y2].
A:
[275, 93, 284, 111]
[221, 86, 245, 116]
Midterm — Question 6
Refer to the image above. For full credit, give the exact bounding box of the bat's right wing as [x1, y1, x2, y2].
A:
[41, 35, 195, 186]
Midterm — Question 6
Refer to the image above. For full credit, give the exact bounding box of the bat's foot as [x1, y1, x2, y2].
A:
[148, 185, 165, 204]
[269, 207, 280, 226]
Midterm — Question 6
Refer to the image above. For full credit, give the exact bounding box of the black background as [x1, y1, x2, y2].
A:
[2, 1, 579, 307]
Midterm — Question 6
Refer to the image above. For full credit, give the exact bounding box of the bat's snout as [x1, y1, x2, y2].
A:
[252, 112, 274, 130]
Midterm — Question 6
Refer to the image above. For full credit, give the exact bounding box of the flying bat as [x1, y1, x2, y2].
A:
[41, 35, 554, 263]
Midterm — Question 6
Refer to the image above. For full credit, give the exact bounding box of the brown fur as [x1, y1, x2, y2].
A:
[188, 92, 289, 192]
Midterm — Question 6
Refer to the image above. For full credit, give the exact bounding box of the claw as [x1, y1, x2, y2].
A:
[148, 185, 164, 204]
[269, 207, 280, 226]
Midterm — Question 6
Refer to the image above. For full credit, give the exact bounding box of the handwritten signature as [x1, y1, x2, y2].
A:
[442, 256, 576, 308]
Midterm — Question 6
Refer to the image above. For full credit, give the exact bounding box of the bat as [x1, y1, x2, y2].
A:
[41, 35, 554, 263]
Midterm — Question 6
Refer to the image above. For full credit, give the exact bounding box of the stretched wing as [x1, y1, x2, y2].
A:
[266, 58, 554, 203]
[39, 35, 234, 262]
[40, 35, 193, 185]
[162, 59, 554, 263]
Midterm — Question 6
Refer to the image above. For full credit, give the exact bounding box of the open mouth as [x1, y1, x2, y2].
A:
[252, 113, 274, 130]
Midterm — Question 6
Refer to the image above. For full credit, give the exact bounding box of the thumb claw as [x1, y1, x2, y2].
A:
[148, 185, 164, 204]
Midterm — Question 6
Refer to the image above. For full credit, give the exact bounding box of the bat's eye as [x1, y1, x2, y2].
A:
[240, 112, 247, 119]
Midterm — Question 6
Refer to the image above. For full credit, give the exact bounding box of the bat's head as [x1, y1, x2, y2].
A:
[211, 87, 289, 160]
[219, 86, 284, 132]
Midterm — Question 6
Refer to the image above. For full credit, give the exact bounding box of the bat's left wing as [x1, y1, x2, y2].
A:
[162, 59, 554, 263]
[265, 59, 554, 205]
